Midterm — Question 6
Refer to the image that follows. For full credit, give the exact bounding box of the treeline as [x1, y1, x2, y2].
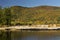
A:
[0, 6, 11, 27]
[0, 6, 60, 27]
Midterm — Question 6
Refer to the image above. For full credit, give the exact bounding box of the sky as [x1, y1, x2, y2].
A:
[0, 0, 60, 7]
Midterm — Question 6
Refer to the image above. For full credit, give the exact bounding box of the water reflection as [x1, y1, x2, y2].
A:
[6, 31, 11, 40]
[21, 36, 60, 40]
[0, 30, 60, 40]
[0, 31, 12, 40]
[14, 32, 60, 40]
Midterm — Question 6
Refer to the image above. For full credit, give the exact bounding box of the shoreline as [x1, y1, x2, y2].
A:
[0, 26, 60, 31]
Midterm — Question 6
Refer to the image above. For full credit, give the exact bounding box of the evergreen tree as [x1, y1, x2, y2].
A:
[4, 8, 11, 26]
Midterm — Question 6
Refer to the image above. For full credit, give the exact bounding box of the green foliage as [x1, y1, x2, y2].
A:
[4, 8, 11, 26]
[0, 6, 60, 26]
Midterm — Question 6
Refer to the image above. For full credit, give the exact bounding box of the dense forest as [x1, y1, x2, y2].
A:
[0, 6, 60, 26]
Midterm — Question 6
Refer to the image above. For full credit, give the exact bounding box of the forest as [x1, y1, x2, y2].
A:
[0, 6, 60, 27]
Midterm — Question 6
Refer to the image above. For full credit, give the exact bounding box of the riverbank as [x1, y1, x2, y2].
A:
[0, 26, 60, 31]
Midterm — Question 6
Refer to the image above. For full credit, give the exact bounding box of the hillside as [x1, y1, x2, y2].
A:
[0, 6, 60, 26]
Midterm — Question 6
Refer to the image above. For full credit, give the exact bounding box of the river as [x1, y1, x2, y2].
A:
[0, 30, 60, 40]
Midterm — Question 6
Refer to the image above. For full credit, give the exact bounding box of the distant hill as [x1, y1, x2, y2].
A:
[0, 6, 60, 26]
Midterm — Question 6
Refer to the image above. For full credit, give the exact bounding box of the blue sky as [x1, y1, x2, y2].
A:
[0, 0, 60, 7]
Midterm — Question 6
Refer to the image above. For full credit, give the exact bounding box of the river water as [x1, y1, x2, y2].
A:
[0, 30, 60, 40]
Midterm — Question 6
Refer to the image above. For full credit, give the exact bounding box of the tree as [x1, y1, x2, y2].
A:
[0, 6, 3, 26]
[4, 8, 11, 26]
[57, 17, 60, 24]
